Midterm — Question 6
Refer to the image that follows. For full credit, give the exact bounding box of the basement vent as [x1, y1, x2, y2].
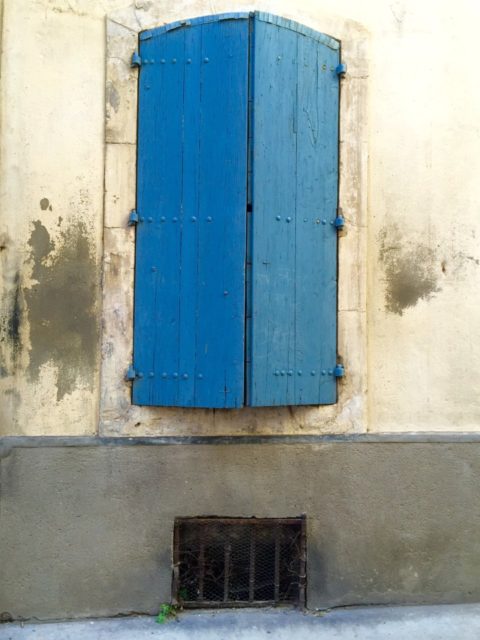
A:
[173, 517, 306, 608]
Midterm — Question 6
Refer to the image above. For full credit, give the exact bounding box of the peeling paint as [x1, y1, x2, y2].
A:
[379, 226, 441, 315]
[25, 220, 98, 401]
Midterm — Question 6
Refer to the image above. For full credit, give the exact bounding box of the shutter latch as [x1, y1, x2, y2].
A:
[131, 51, 142, 68]
[128, 209, 139, 226]
[336, 63, 347, 77]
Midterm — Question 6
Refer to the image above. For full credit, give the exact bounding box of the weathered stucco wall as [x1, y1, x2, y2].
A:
[1, 0, 479, 435]
[1, 440, 480, 619]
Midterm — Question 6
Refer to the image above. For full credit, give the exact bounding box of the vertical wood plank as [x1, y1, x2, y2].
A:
[194, 19, 249, 408]
[134, 30, 184, 406]
[295, 34, 339, 404]
[177, 25, 201, 406]
[248, 19, 298, 406]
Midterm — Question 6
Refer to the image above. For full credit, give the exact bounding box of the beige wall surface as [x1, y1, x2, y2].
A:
[1, 0, 479, 435]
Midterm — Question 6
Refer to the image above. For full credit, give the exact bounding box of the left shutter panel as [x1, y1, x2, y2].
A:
[133, 17, 249, 408]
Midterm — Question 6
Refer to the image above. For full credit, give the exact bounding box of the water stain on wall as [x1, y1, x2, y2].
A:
[379, 225, 441, 315]
[25, 219, 98, 401]
[0, 231, 23, 377]
[39, 198, 52, 211]
[0, 277, 22, 377]
[7, 273, 22, 363]
[106, 81, 120, 113]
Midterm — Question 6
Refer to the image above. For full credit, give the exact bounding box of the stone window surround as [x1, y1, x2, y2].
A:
[101, 1, 369, 437]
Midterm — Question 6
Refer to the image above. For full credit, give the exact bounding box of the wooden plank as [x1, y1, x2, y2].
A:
[254, 12, 340, 50]
[294, 34, 339, 404]
[133, 30, 184, 406]
[248, 19, 298, 406]
[194, 19, 249, 408]
[152, 29, 184, 407]
[141, 13, 252, 41]
[177, 25, 202, 406]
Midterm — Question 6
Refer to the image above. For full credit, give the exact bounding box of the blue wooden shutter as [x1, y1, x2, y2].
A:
[247, 14, 340, 406]
[133, 15, 249, 408]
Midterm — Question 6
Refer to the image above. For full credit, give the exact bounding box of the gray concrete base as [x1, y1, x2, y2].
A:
[3, 605, 480, 640]
[1, 440, 480, 620]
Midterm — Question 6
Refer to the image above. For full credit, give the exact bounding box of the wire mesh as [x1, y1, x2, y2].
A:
[173, 518, 306, 607]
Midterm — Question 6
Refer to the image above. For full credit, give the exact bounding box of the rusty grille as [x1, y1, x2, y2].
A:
[173, 517, 306, 608]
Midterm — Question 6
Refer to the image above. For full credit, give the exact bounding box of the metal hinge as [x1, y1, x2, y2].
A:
[336, 62, 347, 77]
[334, 364, 345, 378]
[335, 215, 345, 230]
[128, 209, 139, 226]
[125, 366, 136, 381]
[131, 51, 142, 68]
[125, 366, 144, 381]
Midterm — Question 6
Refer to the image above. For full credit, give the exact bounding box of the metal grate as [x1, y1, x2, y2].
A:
[173, 517, 306, 608]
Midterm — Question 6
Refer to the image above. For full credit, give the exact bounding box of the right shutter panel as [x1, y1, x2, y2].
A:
[248, 14, 340, 406]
